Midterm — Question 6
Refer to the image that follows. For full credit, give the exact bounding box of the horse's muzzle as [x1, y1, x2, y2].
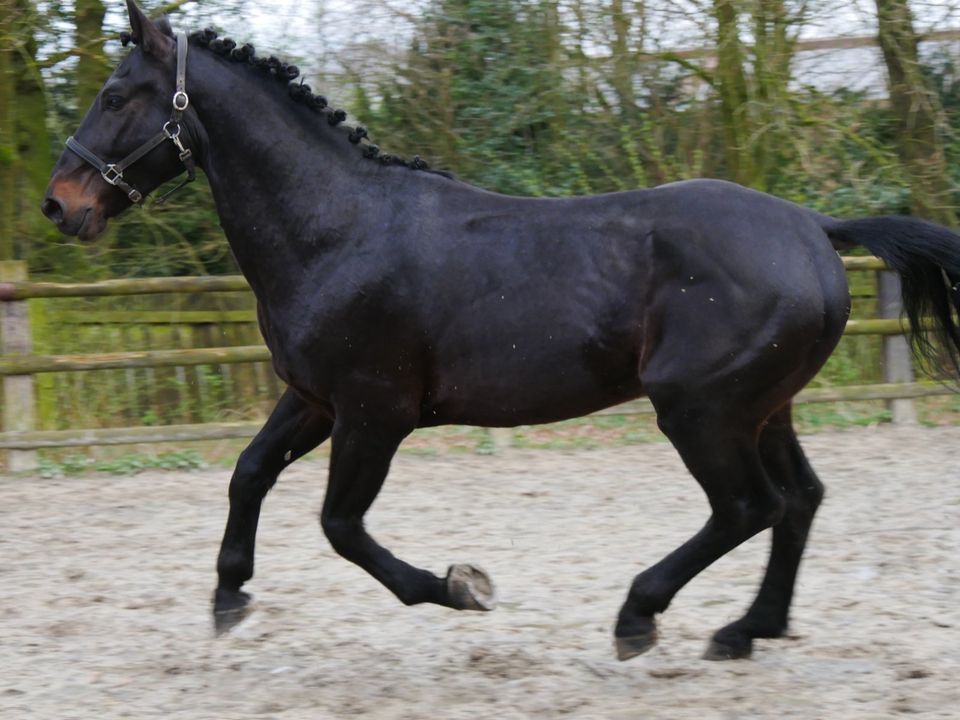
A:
[41, 177, 107, 239]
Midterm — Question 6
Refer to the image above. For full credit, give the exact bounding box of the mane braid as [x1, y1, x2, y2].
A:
[134, 28, 452, 178]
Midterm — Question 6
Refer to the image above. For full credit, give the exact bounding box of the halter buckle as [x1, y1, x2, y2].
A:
[102, 164, 123, 186]
[172, 91, 189, 111]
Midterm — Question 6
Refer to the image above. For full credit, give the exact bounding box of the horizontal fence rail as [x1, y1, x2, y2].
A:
[0, 275, 251, 301]
[0, 319, 925, 377]
[839, 257, 887, 271]
[0, 255, 889, 301]
[0, 258, 916, 378]
[0, 345, 270, 375]
[0, 422, 265, 450]
[0, 256, 954, 461]
[59, 309, 258, 325]
[0, 382, 951, 450]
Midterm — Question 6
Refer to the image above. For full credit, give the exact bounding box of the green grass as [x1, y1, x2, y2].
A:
[37, 449, 206, 478]
[793, 402, 892, 432]
[22, 395, 959, 477]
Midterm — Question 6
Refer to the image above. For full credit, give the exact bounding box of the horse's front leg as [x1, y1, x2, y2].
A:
[320, 419, 496, 611]
[213, 388, 333, 632]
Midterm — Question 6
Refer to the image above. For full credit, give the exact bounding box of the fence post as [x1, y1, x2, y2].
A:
[877, 269, 917, 424]
[0, 260, 38, 472]
[488, 427, 513, 453]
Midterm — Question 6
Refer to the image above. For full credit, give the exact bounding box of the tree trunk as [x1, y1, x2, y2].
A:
[875, 0, 955, 226]
[609, 0, 665, 184]
[9, 0, 53, 262]
[751, 0, 795, 190]
[0, 0, 53, 262]
[75, 0, 107, 114]
[0, 0, 21, 260]
[713, 0, 753, 186]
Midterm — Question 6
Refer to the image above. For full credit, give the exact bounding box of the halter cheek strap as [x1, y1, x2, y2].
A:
[65, 30, 196, 206]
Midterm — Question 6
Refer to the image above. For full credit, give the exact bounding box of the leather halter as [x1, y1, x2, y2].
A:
[65, 30, 196, 205]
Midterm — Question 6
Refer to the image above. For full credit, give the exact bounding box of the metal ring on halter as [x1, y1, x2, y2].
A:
[163, 121, 181, 139]
[102, 164, 123, 186]
[172, 91, 189, 111]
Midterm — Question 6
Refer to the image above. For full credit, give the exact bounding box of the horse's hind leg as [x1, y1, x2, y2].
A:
[213, 388, 333, 632]
[614, 403, 785, 661]
[320, 420, 496, 611]
[705, 405, 824, 659]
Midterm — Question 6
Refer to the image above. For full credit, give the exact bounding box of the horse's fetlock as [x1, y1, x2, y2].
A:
[396, 588, 422, 606]
[217, 549, 253, 583]
[626, 576, 671, 617]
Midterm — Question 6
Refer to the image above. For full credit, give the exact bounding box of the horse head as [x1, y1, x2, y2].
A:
[42, 0, 194, 240]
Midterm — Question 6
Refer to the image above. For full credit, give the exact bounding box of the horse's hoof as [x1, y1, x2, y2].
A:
[703, 636, 753, 661]
[446, 564, 497, 611]
[614, 630, 658, 661]
[212, 588, 254, 636]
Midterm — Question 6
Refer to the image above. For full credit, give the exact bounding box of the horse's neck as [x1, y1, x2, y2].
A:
[187, 53, 368, 301]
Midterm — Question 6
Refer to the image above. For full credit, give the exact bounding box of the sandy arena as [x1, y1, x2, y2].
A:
[2, 424, 958, 719]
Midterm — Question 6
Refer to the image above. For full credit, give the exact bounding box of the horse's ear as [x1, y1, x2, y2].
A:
[126, 0, 174, 58]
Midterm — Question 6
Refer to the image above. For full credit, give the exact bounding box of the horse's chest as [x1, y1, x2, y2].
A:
[256, 304, 336, 389]
[260, 301, 407, 397]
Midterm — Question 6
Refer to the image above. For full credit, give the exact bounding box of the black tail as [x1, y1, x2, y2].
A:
[822, 215, 960, 381]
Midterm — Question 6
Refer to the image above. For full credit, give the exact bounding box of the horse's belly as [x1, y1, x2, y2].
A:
[422, 347, 644, 427]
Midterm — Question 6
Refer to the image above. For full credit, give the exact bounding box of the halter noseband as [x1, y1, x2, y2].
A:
[65, 30, 196, 206]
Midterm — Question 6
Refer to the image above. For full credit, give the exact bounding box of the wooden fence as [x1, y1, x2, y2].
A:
[0, 257, 954, 470]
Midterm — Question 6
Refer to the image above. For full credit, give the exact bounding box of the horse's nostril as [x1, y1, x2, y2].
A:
[41, 196, 65, 224]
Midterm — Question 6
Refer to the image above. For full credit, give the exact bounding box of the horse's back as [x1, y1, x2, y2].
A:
[414, 179, 849, 426]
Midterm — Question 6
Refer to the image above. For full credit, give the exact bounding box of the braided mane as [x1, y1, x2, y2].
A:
[120, 28, 449, 177]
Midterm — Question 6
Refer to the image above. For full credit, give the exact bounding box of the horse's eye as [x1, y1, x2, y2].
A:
[104, 94, 126, 111]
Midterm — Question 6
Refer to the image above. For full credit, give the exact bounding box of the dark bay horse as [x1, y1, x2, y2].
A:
[42, 1, 960, 661]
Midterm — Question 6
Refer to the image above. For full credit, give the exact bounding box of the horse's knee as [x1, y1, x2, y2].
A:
[320, 513, 362, 559]
[229, 447, 279, 502]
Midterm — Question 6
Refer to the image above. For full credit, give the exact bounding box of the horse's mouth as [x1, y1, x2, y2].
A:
[67, 207, 92, 237]
[52, 206, 107, 240]
[75, 208, 108, 240]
